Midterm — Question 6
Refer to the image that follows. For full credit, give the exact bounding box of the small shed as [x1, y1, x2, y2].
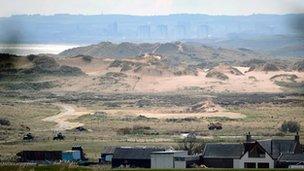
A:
[62, 150, 81, 162]
[71, 145, 87, 161]
[151, 150, 199, 169]
[100, 146, 116, 163]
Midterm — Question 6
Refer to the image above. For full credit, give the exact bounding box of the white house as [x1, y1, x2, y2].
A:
[233, 142, 274, 168]
[202, 132, 302, 168]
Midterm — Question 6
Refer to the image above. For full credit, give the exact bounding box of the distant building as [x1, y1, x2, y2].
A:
[99, 146, 116, 163]
[197, 25, 209, 38]
[107, 22, 118, 38]
[202, 133, 303, 168]
[202, 143, 245, 168]
[151, 150, 199, 169]
[71, 145, 87, 161]
[277, 153, 304, 168]
[62, 150, 81, 162]
[111, 147, 164, 168]
[17, 151, 62, 163]
[258, 135, 302, 160]
[175, 24, 186, 39]
[137, 25, 151, 40]
[156, 25, 168, 39]
[233, 141, 275, 168]
[17, 146, 87, 163]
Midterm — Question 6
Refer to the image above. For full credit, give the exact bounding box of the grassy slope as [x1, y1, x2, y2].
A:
[1, 101, 303, 161]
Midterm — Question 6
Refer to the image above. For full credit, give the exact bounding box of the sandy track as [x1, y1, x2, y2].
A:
[42, 103, 91, 131]
[104, 108, 245, 119]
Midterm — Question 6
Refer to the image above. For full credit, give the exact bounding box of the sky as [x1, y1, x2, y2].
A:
[1, 0, 304, 17]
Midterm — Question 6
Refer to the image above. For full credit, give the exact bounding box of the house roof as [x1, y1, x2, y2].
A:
[278, 153, 304, 163]
[203, 143, 244, 159]
[240, 141, 275, 160]
[258, 139, 298, 159]
[113, 147, 165, 160]
[151, 150, 183, 154]
[102, 146, 117, 154]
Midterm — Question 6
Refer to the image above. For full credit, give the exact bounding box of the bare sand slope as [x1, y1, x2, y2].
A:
[48, 58, 304, 93]
[103, 107, 245, 119]
[58, 57, 111, 76]
[42, 103, 91, 130]
[133, 70, 304, 93]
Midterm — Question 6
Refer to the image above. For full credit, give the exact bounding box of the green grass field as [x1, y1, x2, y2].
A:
[1, 101, 303, 161]
[0, 93, 303, 163]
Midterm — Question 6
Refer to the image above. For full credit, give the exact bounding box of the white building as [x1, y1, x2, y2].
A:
[151, 150, 199, 169]
[202, 133, 302, 168]
[233, 142, 274, 168]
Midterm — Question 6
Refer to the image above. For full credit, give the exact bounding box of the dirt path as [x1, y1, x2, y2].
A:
[42, 103, 91, 131]
[104, 108, 246, 119]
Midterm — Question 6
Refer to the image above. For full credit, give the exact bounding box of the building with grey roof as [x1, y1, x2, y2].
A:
[111, 147, 165, 168]
[202, 133, 303, 168]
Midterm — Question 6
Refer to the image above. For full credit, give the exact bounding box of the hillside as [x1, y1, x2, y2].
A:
[1, 39, 304, 93]
[59, 42, 266, 66]
[188, 35, 304, 58]
[0, 54, 84, 90]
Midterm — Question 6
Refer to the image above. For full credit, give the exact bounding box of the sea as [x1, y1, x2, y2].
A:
[0, 44, 80, 56]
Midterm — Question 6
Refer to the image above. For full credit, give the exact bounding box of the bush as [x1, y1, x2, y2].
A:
[206, 71, 229, 80]
[58, 65, 84, 75]
[117, 125, 155, 135]
[82, 55, 93, 62]
[0, 118, 10, 126]
[166, 117, 199, 123]
[280, 121, 300, 133]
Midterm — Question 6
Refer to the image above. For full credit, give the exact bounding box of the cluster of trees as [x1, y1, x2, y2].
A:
[281, 121, 300, 133]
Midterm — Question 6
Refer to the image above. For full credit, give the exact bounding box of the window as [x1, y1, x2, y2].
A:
[244, 162, 256, 168]
[258, 163, 269, 168]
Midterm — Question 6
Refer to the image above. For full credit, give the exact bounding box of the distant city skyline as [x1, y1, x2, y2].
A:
[1, 0, 304, 17]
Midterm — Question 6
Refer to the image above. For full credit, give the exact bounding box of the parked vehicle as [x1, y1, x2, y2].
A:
[208, 122, 222, 130]
[23, 133, 34, 141]
[53, 132, 65, 140]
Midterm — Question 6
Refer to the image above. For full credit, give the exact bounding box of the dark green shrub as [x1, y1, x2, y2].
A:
[0, 118, 10, 126]
[280, 121, 300, 133]
[206, 71, 229, 80]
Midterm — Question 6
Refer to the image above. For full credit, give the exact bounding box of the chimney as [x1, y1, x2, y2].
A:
[246, 132, 252, 142]
[295, 132, 300, 143]
[244, 132, 254, 152]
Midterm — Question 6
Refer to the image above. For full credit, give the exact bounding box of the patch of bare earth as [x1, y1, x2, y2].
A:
[133, 70, 304, 93]
[48, 58, 304, 93]
[102, 105, 245, 119]
[42, 103, 92, 131]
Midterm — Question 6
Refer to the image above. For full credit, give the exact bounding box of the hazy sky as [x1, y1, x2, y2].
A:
[1, 0, 304, 17]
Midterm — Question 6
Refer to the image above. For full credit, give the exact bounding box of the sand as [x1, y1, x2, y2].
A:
[42, 103, 92, 130]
